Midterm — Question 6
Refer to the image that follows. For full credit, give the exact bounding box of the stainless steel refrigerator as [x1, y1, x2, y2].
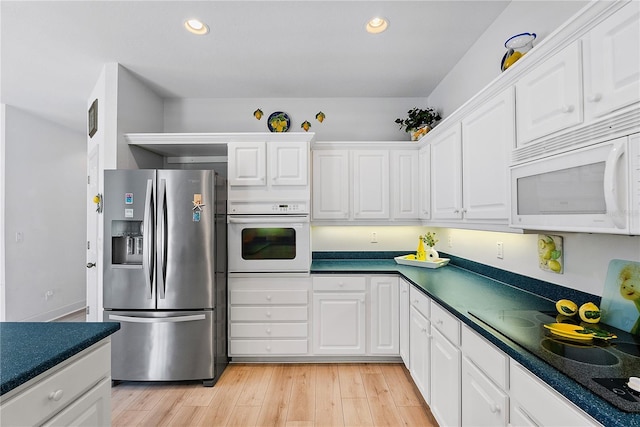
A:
[103, 169, 227, 386]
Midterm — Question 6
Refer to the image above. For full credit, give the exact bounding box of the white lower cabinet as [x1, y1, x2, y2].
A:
[370, 276, 399, 355]
[510, 360, 601, 427]
[313, 289, 366, 355]
[431, 331, 461, 426]
[0, 340, 112, 427]
[228, 276, 311, 356]
[462, 358, 508, 427]
[399, 278, 410, 368]
[409, 306, 431, 404]
[409, 286, 431, 403]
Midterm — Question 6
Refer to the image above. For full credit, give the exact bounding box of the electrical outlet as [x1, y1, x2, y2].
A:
[45, 290, 54, 301]
[496, 242, 504, 259]
[371, 232, 378, 243]
[448, 235, 453, 248]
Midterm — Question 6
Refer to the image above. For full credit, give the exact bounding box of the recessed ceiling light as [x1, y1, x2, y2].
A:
[184, 19, 209, 35]
[366, 17, 389, 34]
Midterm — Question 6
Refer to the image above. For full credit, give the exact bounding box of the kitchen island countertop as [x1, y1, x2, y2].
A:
[311, 254, 639, 427]
[0, 322, 120, 396]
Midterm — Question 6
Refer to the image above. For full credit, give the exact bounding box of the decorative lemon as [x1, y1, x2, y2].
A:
[578, 302, 601, 324]
[405, 254, 416, 260]
[555, 299, 577, 316]
[548, 259, 562, 273]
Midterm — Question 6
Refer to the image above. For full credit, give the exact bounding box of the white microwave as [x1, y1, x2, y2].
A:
[510, 134, 639, 235]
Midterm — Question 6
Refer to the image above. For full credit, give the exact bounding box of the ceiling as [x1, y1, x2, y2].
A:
[1, 1, 511, 134]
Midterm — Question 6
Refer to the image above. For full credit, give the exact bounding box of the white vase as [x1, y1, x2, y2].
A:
[427, 246, 439, 261]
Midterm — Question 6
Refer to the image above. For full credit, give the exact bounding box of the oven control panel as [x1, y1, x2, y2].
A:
[228, 201, 309, 215]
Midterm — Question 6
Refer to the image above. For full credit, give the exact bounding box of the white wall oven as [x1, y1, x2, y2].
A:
[510, 134, 639, 234]
[228, 202, 310, 273]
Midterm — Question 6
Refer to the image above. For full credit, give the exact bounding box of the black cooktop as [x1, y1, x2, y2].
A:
[469, 309, 640, 413]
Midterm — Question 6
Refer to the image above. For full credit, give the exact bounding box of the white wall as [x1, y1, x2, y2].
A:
[427, 0, 588, 117]
[163, 97, 427, 141]
[0, 104, 6, 321]
[4, 106, 86, 321]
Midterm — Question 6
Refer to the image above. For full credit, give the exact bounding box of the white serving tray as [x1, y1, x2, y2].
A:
[394, 255, 450, 269]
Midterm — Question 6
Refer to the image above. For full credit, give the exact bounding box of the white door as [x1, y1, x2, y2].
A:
[313, 292, 366, 355]
[312, 150, 350, 219]
[409, 306, 431, 403]
[461, 358, 508, 426]
[584, 2, 640, 120]
[228, 141, 266, 186]
[391, 150, 420, 219]
[399, 279, 410, 368]
[516, 41, 583, 145]
[370, 276, 399, 354]
[85, 147, 99, 321]
[418, 146, 431, 220]
[352, 150, 389, 219]
[431, 125, 463, 220]
[270, 141, 308, 186]
[430, 327, 461, 427]
[462, 87, 514, 220]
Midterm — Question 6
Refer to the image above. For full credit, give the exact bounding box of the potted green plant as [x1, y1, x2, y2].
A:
[395, 107, 442, 140]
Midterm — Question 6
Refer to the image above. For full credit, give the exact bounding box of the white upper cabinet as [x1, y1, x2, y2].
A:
[430, 124, 463, 220]
[228, 141, 266, 186]
[270, 141, 308, 186]
[515, 41, 583, 146]
[312, 149, 350, 219]
[229, 140, 308, 187]
[391, 150, 420, 219]
[461, 88, 515, 220]
[352, 150, 390, 219]
[419, 146, 431, 220]
[583, 1, 640, 121]
[312, 144, 420, 223]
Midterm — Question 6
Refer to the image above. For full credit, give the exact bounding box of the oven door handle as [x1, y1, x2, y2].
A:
[228, 216, 309, 224]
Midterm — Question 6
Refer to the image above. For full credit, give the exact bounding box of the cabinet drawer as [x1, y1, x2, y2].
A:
[510, 361, 599, 426]
[409, 286, 430, 318]
[230, 339, 308, 355]
[313, 276, 366, 291]
[230, 306, 308, 322]
[230, 322, 308, 338]
[1, 342, 110, 427]
[461, 325, 508, 389]
[430, 301, 460, 346]
[230, 289, 308, 305]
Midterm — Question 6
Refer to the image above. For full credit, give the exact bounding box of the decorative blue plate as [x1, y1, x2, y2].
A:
[267, 111, 291, 132]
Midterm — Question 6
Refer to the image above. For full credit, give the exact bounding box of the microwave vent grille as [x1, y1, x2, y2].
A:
[512, 105, 640, 165]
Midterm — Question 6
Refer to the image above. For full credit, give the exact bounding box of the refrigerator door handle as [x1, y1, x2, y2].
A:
[143, 179, 154, 299]
[108, 314, 206, 323]
[157, 178, 167, 300]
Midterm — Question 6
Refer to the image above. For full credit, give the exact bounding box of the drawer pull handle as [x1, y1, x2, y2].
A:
[266, 345, 271, 351]
[266, 312, 272, 317]
[421, 327, 427, 333]
[489, 404, 500, 413]
[49, 389, 64, 401]
[587, 93, 602, 103]
[562, 104, 574, 113]
[266, 295, 272, 301]
[436, 319, 443, 325]
[266, 328, 272, 334]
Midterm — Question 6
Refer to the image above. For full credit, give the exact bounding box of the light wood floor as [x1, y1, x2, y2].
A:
[111, 363, 438, 427]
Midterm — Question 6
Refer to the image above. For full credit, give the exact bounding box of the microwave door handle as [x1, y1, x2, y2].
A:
[603, 142, 625, 229]
[142, 179, 154, 299]
[157, 178, 167, 299]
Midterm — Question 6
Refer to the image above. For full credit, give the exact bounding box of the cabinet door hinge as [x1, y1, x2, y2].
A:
[87, 175, 91, 185]
[87, 241, 91, 250]
[86, 306, 90, 315]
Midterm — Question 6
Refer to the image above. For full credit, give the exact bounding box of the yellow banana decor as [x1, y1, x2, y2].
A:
[301, 121, 311, 132]
[253, 109, 263, 120]
[316, 111, 325, 123]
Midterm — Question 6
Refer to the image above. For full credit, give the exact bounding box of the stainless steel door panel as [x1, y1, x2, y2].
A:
[157, 170, 215, 309]
[105, 310, 214, 381]
[104, 170, 156, 310]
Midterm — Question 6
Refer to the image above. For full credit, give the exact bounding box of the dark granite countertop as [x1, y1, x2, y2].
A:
[311, 252, 640, 427]
[0, 322, 120, 396]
